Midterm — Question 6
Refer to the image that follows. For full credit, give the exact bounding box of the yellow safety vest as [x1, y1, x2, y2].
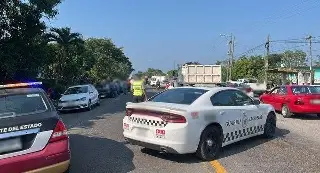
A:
[132, 80, 144, 96]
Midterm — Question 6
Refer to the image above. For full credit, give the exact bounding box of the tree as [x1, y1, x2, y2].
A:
[167, 69, 177, 78]
[84, 38, 133, 83]
[0, 0, 62, 82]
[46, 27, 85, 84]
[280, 50, 307, 68]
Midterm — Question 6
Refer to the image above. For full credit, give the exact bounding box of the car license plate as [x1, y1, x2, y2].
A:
[311, 99, 320, 104]
[0, 138, 22, 154]
[137, 129, 147, 137]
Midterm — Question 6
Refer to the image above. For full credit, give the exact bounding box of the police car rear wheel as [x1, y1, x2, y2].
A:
[263, 112, 276, 138]
[196, 126, 222, 161]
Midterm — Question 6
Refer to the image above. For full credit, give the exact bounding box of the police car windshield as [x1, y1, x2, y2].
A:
[64, 86, 88, 95]
[149, 88, 208, 105]
[0, 93, 47, 117]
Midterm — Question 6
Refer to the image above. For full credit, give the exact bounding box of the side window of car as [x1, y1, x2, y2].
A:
[231, 90, 254, 106]
[88, 85, 94, 93]
[210, 90, 235, 106]
[278, 86, 288, 95]
[270, 87, 280, 94]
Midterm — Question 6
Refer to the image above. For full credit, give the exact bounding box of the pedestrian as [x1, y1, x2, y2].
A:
[131, 75, 147, 103]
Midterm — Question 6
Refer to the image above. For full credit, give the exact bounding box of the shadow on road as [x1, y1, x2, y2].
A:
[290, 114, 320, 120]
[219, 127, 290, 159]
[140, 148, 202, 164]
[69, 134, 135, 173]
[61, 91, 161, 130]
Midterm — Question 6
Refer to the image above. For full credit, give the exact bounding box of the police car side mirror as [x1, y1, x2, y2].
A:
[253, 99, 260, 105]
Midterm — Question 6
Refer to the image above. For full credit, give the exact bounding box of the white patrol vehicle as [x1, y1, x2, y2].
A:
[123, 87, 276, 160]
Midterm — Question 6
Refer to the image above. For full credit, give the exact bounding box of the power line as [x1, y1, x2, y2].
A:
[236, 43, 265, 58]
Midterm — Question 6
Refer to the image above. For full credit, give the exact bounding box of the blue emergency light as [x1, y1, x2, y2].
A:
[0, 82, 43, 89]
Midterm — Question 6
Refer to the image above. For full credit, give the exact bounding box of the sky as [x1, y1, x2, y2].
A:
[47, 0, 320, 72]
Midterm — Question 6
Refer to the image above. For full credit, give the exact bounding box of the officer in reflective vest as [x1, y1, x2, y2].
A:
[131, 76, 146, 103]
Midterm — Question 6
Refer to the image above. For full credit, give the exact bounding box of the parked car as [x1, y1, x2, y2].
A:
[260, 85, 320, 118]
[95, 83, 111, 98]
[119, 81, 128, 94]
[108, 82, 118, 98]
[113, 82, 121, 95]
[57, 84, 100, 112]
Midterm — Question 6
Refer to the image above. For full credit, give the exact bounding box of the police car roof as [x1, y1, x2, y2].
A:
[0, 88, 44, 95]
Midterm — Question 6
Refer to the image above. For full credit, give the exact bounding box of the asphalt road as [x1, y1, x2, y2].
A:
[60, 89, 320, 173]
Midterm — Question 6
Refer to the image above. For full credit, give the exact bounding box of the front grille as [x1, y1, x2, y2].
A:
[128, 117, 167, 127]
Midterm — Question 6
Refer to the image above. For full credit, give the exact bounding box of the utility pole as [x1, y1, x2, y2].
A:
[306, 35, 313, 84]
[230, 35, 235, 81]
[220, 33, 234, 81]
[264, 34, 270, 85]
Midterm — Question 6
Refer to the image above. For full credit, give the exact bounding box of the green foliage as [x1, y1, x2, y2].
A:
[135, 68, 166, 78]
[229, 50, 307, 83]
[0, 1, 133, 87]
[167, 69, 177, 78]
[0, 0, 61, 82]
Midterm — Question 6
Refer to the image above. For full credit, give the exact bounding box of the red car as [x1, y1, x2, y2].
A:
[0, 82, 70, 173]
[260, 85, 320, 118]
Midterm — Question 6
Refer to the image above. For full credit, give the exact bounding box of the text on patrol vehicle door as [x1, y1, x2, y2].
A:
[232, 90, 264, 137]
[210, 90, 244, 144]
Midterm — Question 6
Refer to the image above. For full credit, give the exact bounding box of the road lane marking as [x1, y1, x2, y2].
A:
[210, 160, 227, 173]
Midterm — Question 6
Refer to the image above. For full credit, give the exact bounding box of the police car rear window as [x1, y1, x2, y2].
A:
[0, 93, 47, 117]
[149, 88, 208, 105]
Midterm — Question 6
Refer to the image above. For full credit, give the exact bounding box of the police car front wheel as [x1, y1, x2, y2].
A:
[196, 125, 222, 161]
[263, 112, 276, 138]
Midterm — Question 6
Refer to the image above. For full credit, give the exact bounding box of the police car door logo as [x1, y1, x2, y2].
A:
[242, 114, 248, 128]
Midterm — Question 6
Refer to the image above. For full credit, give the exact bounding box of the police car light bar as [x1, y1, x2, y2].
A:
[0, 82, 43, 89]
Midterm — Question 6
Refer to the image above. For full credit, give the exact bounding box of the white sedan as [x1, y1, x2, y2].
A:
[123, 87, 276, 160]
[57, 84, 100, 111]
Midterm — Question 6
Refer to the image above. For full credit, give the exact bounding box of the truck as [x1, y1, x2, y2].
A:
[150, 76, 167, 86]
[178, 64, 222, 86]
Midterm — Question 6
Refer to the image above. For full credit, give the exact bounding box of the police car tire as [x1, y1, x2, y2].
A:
[263, 112, 276, 138]
[196, 125, 222, 161]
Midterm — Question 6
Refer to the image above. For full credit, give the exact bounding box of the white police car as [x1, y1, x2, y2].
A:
[123, 87, 276, 160]
[58, 84, 100, 112]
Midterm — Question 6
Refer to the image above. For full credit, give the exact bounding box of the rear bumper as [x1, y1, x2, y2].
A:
[0, 139, 70, 173]
[123, 117, 197, 154]
[291, 105, 320, 114]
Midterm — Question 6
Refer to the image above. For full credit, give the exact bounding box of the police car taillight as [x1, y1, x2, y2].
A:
[49, 120, 68, 143]
[161, 114, 186, 123]
[126, 108, 133, 116]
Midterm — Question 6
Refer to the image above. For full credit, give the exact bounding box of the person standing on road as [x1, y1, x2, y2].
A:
[131, 75, 147, 103]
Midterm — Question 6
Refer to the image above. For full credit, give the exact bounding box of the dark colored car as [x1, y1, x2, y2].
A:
[95, 83, 111, 98]
[108, 83, 118, 98]
[0, 82, 70, 173]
